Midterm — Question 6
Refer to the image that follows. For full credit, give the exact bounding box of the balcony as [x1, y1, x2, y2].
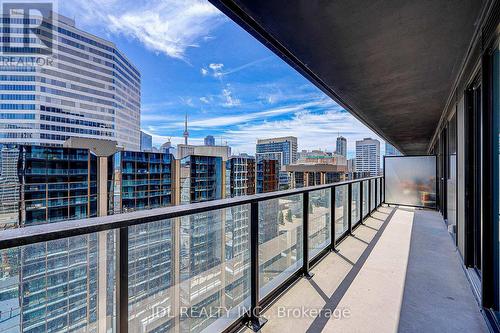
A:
[243, 206, 487, 333]
[0, 1, 496, 332]
[0, 175, 490, 333]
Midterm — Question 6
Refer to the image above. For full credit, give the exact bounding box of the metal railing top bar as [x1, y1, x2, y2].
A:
[0, 176, 383, 250]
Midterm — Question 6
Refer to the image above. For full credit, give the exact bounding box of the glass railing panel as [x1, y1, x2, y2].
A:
[259, 194, 303, 300]
[128, 219, 175, 332]
[370, 179, 376, 211]
[376, 178, 381, 206]
[335, 185, 349, 240]
[362, 180, 369, 218]
[129, 206, 251, 333]
[351, 182, 361, 226]
[308, 188, 331, 260]
[0, 231, 115, 333]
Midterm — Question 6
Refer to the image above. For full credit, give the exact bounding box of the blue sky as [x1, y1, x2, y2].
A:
[59, 0, 383, 157]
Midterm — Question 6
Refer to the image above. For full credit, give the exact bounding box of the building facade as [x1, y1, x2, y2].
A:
[177, 144, 231, 161]
[0, 145, 234, 333]
[297, 150, 347, 166]
[0, 145, 21, 228]
[179, 155, 224, 204]
[256, 159, 279, 193]
[140, 131, 153, 152]
[347, 158, 356, 172]
[285, 164, 347, 188]
[227, 155, 256, 197]
[355, 138, 380, 176]
[0, 13, 141, 150]
[204, 135, 215, 146]
[111, 150, 174, 213]
[0, 145, 101, 333]
[256, 136, 298, 167]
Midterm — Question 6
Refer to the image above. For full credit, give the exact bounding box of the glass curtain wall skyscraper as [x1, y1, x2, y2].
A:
[140, 131, 153, 152]
[336, 136, 347, 157]
[0, 10, 141, 331]
[0, 12, 141, 150]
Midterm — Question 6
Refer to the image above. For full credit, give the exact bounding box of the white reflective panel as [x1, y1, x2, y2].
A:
[385, 156, 437, 208]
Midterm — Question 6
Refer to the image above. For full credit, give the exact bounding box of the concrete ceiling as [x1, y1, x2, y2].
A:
[209, 0, 486, 154]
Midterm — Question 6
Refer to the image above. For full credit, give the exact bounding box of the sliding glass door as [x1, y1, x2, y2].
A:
[465, 77, 483, 275]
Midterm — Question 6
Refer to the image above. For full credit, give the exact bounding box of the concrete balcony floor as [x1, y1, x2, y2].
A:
[245, 206, 488, 333]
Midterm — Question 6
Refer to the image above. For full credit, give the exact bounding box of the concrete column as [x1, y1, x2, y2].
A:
[97, 157, 108, 333]
[172, 158, 181, 206]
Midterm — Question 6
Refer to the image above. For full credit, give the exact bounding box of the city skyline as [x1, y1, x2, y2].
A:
[57, 0, 384, 157]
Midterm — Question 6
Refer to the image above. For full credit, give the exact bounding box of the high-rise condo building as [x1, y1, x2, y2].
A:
[336, 136, 347, 157]
[256, 137, 297, 190]
[0, 145, 21, 227]
[0, 145, 101, 333]
[256, 159, 279, 193]
[0, 13, 141, 150]
[112, 150, 175, 213]
[256, 136, 298, 167]
[355, 138, 381, 176]
[179, 155, 224, 204]
[227, 155, 256, 197]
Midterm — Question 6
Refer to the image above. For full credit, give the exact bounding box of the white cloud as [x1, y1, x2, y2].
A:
[60, 0, 224, 60]
[146, 99, 333, 131]
[201, 57, 272, 79]
[209, 63, 224, 71]
[222, 56, 272, 76]
[201, 63, 225, 78]
[199, 96, 211, 104]
[143, 96, 382, 156]
[179, 97, 194, 107]
[221, 86, 240, 107]
[223, 109, 384, 155]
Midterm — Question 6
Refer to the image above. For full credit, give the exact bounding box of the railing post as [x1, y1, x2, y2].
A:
[330, 186, 337, 252]
[368, 179, 372, 214]
[347, 183, 353, 235]
[375, 178, 378, 208]
[247, 201, 267, 331]
[382, 177, 385, 204]
[359, 180, 364, 224]
[302, 191, 314, 279]
[116, 227, 128, 333]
